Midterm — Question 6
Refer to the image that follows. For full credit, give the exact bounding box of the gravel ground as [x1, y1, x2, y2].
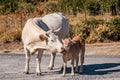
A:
[0, 53, 120, 80]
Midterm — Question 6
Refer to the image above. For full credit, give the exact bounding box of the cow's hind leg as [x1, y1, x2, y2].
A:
[48, 52, 56, 70]
[36, 50, 43, 76]
[23, 46, 30, 74]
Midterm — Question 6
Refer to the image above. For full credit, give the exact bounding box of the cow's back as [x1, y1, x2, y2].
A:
[22, 18, 46, 45]
[22, 12, 70, 45]
[34, 12, 70, 39]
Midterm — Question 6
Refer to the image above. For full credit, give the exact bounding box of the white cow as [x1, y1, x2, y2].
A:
[22, 12, 70, 75]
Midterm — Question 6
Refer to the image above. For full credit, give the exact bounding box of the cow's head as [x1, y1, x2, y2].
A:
[39, 31, 63, 53]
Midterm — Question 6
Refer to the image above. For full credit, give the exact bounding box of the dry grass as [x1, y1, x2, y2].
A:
[68, 13, 118, 26]
[0, 12, 119, 43]
[0, 13, 28, 43]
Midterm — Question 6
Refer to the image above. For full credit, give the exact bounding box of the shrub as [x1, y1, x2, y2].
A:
[0, 28, 22, 43]
[44, 1, 58, 13]
[57, 0, 84, 15]
[87, 0, 101, 15]
[71, 18, 113, 43]
[0, 0, 38, 14]
[108, 18, 120, 41]
[86, 24, 110, 43]
[71, 23, 90, 39]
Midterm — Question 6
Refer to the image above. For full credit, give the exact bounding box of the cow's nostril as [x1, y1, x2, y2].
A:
[61, 47, 64, 50]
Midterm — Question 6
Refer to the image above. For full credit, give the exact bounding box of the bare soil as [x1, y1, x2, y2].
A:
[0, 42, 23, 53]
[0, 42, 120, 56]
[86, 42, 120, 56]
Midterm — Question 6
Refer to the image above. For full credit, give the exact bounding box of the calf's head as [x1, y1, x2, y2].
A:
[61, 38, 73, 52]
[61, 36, 85, 54]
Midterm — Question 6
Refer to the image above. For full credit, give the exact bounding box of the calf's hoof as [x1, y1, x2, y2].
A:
[79, 72, 83, 74]
[62, 74, 65, 77]
[71, 73, 75, 76]
[75, 70, 79, 73]
[79, 70, 83, 74]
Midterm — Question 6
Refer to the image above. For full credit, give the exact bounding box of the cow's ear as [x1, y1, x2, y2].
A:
[39, 34, 46, 41]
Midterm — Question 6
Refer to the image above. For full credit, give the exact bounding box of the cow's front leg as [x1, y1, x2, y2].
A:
[36, 50, 43, 76]
[23, 47, 30, 74]
[48, 52, 56, 70]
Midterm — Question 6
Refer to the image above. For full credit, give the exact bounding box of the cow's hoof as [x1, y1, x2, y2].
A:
[62, 74, 65, 77]
[61, 66, 63, 71]
[23, 71, 29, 74]
[36, 72, 42, 76]
[48, 67, 53, 70]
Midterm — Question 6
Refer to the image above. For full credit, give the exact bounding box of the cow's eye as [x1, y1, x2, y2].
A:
[51, 39, 54, 42]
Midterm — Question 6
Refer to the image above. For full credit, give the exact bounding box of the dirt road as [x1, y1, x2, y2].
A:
[0, 53, 120, 80]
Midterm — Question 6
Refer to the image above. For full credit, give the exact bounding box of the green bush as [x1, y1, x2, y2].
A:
[44, 1, 58, 12]
[71, 17, 120, 43]
[71, 23, 90, 39]
[87, 0, 101, 15]
[86, 24, 110, 43]
[108, 18, 120, 41]
[0, 0, 38, 14]
[57, 0, 84, 15]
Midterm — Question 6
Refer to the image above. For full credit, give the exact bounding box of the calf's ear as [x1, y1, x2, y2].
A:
[71, 40, 76, 44]
[39, 34, 47, 41]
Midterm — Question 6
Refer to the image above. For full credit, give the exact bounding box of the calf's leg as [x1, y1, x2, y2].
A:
[80, 48, 85, 73]
[71, 59, 75, 76]
[75, 56, 79, 73]
[62, 57, 67, 77]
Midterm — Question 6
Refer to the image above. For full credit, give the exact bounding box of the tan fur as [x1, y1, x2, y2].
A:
[61, 36, 85, 76]
[39, 34, 47, 41]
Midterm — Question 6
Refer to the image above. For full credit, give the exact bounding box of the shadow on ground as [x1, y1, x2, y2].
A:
[59, 63, 120, 75]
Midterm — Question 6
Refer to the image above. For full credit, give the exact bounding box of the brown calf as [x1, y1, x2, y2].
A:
[61, 36, 85, 76]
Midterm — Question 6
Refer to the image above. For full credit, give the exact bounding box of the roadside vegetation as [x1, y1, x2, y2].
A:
[0, 0, 120, 44]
